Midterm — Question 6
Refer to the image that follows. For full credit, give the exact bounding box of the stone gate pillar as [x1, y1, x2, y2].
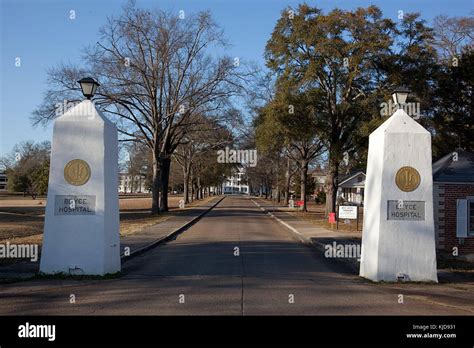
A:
[359, 109, 437, 282]
[40, 100, 120, 275]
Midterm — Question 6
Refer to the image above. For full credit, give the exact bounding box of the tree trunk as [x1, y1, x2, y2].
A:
[276, 161, 280, 203]
[151, 158, 160, 214]
[284, 156, 290, 205]
[325, 153, 339, 217]
[196, 176, 201, 200]
[190, 169, 194, 202]
[300, 160, 308, 212]
[183, 165, 190, 204]
[159, 157, 171, 212]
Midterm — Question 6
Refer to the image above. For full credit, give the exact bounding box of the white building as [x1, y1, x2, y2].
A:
[310, 167, 326, 193]
[223, 168, 249, 194]
[0, 172, 7, 192]
[118, 173, 147, 193]
[337, 171, 366, 205]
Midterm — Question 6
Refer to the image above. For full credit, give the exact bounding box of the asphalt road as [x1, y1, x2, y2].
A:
[0, 195, 472, 315]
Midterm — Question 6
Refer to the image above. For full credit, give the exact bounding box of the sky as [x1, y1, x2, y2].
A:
[0, 0, 472, 157]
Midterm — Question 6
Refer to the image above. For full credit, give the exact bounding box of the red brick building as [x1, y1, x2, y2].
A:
[433, 149, 474, 258]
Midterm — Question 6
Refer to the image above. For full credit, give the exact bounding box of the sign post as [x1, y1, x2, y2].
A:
[338, 205, 358, 219]
[337, 205, 358, 231]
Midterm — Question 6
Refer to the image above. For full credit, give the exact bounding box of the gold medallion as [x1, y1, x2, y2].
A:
[395, 166, 420, 192]
[64, 159, 91, 186]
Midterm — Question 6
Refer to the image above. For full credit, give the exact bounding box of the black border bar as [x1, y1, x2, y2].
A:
[0, 316, 472, 346]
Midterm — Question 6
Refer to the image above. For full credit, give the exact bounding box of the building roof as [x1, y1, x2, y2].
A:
[309, 166, 326, 176]
[338, 171, 366, 186]
[433, 148, 474, 183]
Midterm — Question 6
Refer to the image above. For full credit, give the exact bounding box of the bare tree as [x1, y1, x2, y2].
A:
[432, 14, 474, 60]
[173, 115, 233, 203]
[32, 3, 246, 213]
[123, 141, 151, 193]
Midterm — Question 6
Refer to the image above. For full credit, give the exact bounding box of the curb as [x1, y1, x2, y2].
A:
[250, 199, 305, 244]
[251, 197, 360, 273]
[121, 196, 226, 263]
[308, 238, 360, 274]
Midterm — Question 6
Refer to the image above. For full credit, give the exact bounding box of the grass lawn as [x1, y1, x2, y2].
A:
[0, 194, 216, 246]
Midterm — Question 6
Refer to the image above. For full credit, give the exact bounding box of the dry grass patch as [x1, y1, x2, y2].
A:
[289, 210, 363, 235]
[120, 212, 175, 237]
[0, 194, 219, 244]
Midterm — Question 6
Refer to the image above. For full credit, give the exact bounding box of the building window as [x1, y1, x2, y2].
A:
[469, 201, 474, 236]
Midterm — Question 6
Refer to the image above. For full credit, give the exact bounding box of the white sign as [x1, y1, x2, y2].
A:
[338, 205, 358, 219]
[54, 195, 96, 215]
[387, 200, 425, 221]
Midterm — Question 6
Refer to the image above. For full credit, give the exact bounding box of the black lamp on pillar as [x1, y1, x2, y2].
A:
[77, 77, 100, 100]
[391, 85, 411, 108]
